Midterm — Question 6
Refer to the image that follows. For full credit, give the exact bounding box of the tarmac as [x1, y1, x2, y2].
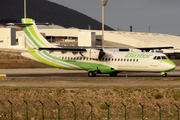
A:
[0, 66, 179, 78]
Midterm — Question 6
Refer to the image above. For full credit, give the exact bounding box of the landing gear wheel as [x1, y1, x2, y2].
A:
[88, 71, 96, 77]
[110, 72, 117, 77]
[162, 73, 167, 77]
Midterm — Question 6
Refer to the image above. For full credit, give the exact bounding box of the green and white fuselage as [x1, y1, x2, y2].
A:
[21, 18, 176, 77]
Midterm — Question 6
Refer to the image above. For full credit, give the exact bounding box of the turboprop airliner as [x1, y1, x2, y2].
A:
[19, 18, 176, 77]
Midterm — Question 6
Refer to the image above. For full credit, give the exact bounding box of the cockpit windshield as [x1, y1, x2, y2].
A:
[153, 56, 168, 60]
[161, 56, 168, 59]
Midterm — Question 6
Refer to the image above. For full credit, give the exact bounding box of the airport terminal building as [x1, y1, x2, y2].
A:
[1, 24, 180, 59]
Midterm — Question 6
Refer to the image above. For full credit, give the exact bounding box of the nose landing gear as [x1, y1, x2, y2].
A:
[161, 72, 167, 77]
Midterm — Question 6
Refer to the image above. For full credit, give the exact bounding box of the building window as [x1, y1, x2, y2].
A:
[16, 39, 19, 45]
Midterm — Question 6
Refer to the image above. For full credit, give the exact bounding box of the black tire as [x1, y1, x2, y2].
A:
[162, 73, 167, 77]
[88, 71, 96, 77]
[110, 72, 117, 77]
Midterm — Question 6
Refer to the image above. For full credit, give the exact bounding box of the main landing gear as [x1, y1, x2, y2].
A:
[88, 71, 118, 77]
[161, 72, 167, 77]
[88, 71, 96, 77]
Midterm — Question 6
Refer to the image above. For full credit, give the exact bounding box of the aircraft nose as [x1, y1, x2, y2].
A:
[166, 60, 176, 70]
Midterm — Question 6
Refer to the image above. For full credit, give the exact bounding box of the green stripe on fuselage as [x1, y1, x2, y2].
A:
[42, 51, 116, 73]
[27, 46, 71, 70]
[158, 59, 176, 66]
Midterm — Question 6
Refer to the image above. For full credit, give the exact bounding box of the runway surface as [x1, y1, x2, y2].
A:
[0, 66, 180, 78]
[0, 67, 180, 88]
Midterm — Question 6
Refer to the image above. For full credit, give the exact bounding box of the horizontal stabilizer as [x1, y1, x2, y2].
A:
[6, 23, 33, 26]
[38, 47, 87, 52]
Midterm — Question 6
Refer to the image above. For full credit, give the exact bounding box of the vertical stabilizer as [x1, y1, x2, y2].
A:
[21, 18, 53, 48]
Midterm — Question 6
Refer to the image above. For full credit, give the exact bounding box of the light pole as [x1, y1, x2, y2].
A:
[24, 0, 26, 18]
[101, 0, 107, 48]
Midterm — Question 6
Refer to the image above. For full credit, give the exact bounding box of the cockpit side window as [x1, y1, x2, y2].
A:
[153, 56, 157, 60]
[157, 56, 161, 60]
[161, 56, 168, 60]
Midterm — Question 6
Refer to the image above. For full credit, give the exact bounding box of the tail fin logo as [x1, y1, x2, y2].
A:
[21, 18, 52, 48]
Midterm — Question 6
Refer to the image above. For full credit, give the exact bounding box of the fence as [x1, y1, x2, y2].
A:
[0, 100, 179, 120]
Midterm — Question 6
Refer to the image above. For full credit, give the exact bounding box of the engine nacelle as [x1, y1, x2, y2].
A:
[81, 49, 105, 59]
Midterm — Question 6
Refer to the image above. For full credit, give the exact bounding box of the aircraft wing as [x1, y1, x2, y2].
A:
[38, 47, 105, 59]
[38, 46, 174, 59]
[136, 47, 174, 52]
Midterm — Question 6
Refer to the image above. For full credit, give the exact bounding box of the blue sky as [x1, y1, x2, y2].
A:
[49, 0, 180, 35]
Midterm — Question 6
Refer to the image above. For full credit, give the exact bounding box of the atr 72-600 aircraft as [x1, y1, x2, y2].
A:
[19, 18, 176, 77]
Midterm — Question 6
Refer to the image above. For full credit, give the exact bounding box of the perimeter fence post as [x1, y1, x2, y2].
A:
[175, 104, 179, 120]
[157, 103, 161, 120]
[105, 102, 109, 120]
[39, 100, 44, 120]
[88, 102, 93, 120]
[55, 101, 60, 120]
[121, 102, 126, 120]
[23, 100, 28, 120]
[139, 103, 144, 120]
[71, 101, 76, 120]
[8, 100, 13, 120]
